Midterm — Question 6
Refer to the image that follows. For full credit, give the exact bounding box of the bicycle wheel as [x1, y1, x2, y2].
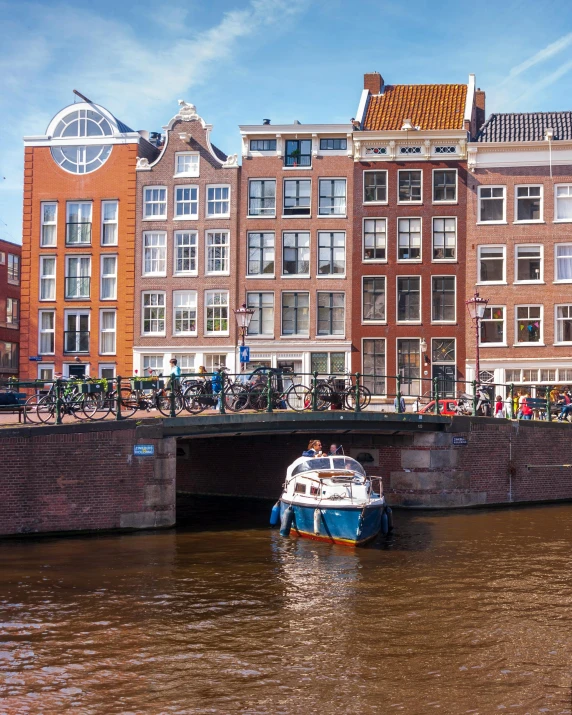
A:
[345, 385, 372, 410]
[313, 383, 334, 411]
[247, 385, 269, 411]
[183, 384, 208, 414]
[109, 388, 138, 419]
[223, 383, 249, 412]
[85, 392, 113, 421]
[157, 391, 184, 417]
[36, 394, 56, 424]
[24, 394, 45, 424]
[286, 383, 311, 412]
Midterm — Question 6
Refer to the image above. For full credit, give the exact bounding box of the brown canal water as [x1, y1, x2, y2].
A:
[1, 500, 572, 715]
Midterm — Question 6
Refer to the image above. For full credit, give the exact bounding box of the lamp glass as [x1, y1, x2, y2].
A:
[234, 306, 255, 329]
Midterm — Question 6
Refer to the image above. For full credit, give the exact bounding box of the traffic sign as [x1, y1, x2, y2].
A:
[239, 346, 250, 363]
[28, 356, 42, 362]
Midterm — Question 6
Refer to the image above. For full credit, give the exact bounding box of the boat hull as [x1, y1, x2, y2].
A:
[279, 499, 384, 546]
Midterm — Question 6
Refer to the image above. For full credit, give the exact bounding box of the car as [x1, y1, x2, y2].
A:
[417, 399, 460, 416]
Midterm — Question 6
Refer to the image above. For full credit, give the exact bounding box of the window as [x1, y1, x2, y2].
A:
[283, 179, 311, 216]
[174, 186, 198, 218]
[205, 291, 229, 334]
[143, 232, 167, 276]
[318, 232, 345, 275]
[282, 292, 309, 335]
[142, 292, 165, 335]
[435, 146, 456, 155]
[515, 245, 542, 282]
[0, 341, 18, 370]
[515, 186, 542, 222]
[175, 152, 199, 177]
[40, 256, 56, 301]
[478, 186, 505, 222]
[432, 218, 456, 260]
[206, 185, 230, 217]
[99, 310, 116, 354]
[362, 277, 386, 322]
[319, 179, 346, 216]
[0, 253, 4, 264]
[6, 298, 19, 326]
[39, 365, 55, 381]
[173, 291, 197, 335]
[101, 201, 118, 245]
[431, 276, 456, 322]
[363, 171, 387, 203]
[51, 142, 111, 175]
[433, 170, 457, 202]
[317, 292, 345, 335]
[431, 339, 456, 397]
[480, 307, 505, 345]
[64, 312, 89, 353]
[247, 292, 274, 336]
[397, 339, 420, 396]
[7, 254, 20, 285]
[206, 231, 230, 274]
[516, 306, 542, 343]
[399, 146, 421, 155]
[99, 365, 115, 380]
[285, 139, 311, 167]
[250, 139, 276, 152]
[174, 232, 197, 275]
[100, 255, 117, 300]
[143, 355, 164, 374]
[283, 232, 310, 276]
[362, 339, 386, 396]
[556, 245, 572, 281]
[556, 305, 572, 343]
[311, 352, 345, 374]
[397, 277, 420, 322]
[478, 245, 505, 283]
[247, 232, 274, 276]
[398, 170, 422, 202]
[65, 256, 91, 299]
[66, 202, 92, 244]
[555, 185, 572, 221]
[205, 354, 227, 371]
[541, 369, 556, 383]
[53, 107, 112, 138]
[174, 355, 195, 372]
[41, 202, 57, 246]
[143, 187, 167, 219]
[363, 219, 387, 261]
[398, 218, 421, 260]
[320, 138, 347, 150]
[248, 180, 276, 216]
[39, 311, 55, 354]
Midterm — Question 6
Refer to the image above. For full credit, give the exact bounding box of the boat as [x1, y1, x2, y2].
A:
[270, 455, 392, 546]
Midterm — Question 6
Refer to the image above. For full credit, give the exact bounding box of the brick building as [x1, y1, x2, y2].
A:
[237, 119, 354, 374]
[0, 239, 21, 378]
[20, 97, 156, 380]
[466, 112, 572, 393]
[350, 72, 484, 402]
[133, 101, 240, 375]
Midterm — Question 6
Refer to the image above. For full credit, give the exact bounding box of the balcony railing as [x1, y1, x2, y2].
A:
[65, 277, 91, 299]
[66, 222, 92, 245]
[284, 154, 312, 168]
[64, 331, 90, 353]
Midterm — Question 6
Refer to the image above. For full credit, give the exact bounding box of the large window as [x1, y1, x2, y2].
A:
[248, 232, 274, 276]
[143, 232, 167, 276]
[556, 245, 572, 281]
[362, 339, 386, 396]
[515, 186, 542, 222]
[100, 255, 117, 300]
[66, 202, 92, 244]
[285, 139, 311, 167]
[397, 277, 420, 322]
[320, 138, 347, 150]
[99, 310, 116, 355]
[142, 292, 165, 335]
[247, 292, 274, 336]
[7, 254, 19, 285]
[398, 170, 422, 202]
[318, 232, 345, 275]
[556, 305, 572, 343]
[311, 352, 345, 375]
[41, 202, 57, 246]
[283, 179, 311, 216]
[478, 186, 505, 222]
[206, 231, 230, 274]
[250, 139, 276, 152]
[0, 341, 18, 371]
[318, 179, 346, 216]
[173, 291, 197, 335]
[433, 170, 457, 202]
[143, 355, 164, 374]
[555, 185, 572, 221]
[205, 291, 229, 334]
[478, 245, 505, 283]
[174, 232, 197, 275]
[175, 186, 198, 218]
[101, 201, 118, 245]
[283, 232, 310, 276]
[282, 292, 309, 335]
[397, 339, 420, 396]
[431, 339, 456, 397]
[515, 245, 542, 282]
[64, 312, 89, 353]
[432, 217, 456, 260]
[40, 256, 56, 301]
[363, 171, 387, 203]
[363, 219, 386, 261]
[317, 292, 345, 335]
[362, 277, 386, 322]
[206, 185, 230, 217]
[431, 276, 455, 322]
[6, 298, 18, 327]
[398, 218, 421, 260]
[39, 310, 55, 354]
[143, 187, 167, 219]
[248, 180, 276, 216]
[65, 256, 91, 299]
[480, 306, 505, 345]
[516, 306, 542, 343]
[175, 152, 199, 177]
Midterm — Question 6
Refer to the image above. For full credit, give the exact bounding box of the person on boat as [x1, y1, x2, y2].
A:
[329, 444, 340, 455]
[302, 440, 324, 457]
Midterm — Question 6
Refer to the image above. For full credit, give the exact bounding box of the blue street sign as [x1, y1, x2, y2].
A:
[134, 444, 155, 456]
[28, 356, 42, 362]
[239, 346, 250, 363]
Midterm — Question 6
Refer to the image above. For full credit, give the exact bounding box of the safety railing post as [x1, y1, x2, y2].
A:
[396, 374, 402, 413]
[312, 371, 318, 412]
[219, 371, 226, 414]
[169, 378, 176, 418]
[546, 385, 552, 422]
[354, 372, 361, 413]
[55, 378, 63, 425]
[509, 383, 515, 420]
[472, 379, 478, 417]
[433, 377, 440, 415]
[115, 376, 123, 421]
[266, 374, 273, 413]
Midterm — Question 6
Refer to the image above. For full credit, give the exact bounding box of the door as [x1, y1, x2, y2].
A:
[432, 365, 455, 397]
[68, 364, 87, 379]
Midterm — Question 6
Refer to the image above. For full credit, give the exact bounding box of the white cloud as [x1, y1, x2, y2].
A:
[501, 32, 572, 84]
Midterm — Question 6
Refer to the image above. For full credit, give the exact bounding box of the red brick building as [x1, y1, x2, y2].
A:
[0, 239, 21, 378]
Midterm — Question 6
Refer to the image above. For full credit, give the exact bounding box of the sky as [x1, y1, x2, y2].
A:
[1, 0, 572, 243]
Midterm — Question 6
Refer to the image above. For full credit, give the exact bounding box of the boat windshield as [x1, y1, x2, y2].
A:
[332, 457, 366, 476]
[292, 457, 366, 476]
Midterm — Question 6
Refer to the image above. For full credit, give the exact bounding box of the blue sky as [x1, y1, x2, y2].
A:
[1, 0, 572, 243]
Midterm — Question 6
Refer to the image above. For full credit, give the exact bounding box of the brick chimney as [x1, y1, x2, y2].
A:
[364, 72, 383, 95]
[475, 89, 486, 131]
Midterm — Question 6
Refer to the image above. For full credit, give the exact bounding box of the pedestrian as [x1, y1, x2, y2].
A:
[494, 394, 504, 418]
[520, 394, 533, 420]
[558, 391, 572, 422]
[393, 395, 406, 413]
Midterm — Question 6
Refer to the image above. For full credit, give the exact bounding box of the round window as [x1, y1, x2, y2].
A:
[50, 144, 112, 174]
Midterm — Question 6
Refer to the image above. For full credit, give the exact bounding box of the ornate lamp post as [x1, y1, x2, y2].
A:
[466, 292, 489, 383]
[233, 303, 255, 372]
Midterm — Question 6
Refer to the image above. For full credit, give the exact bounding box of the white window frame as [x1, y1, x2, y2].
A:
[282, 178, 312, 218]
[362, 218, 387, 263]
[38, 310, 55, 355]
[65, 255, 91, 299]
[479, 305, 506, 347]
[554, 184, 572, 223]
[63, 309, 90, 354]
[174, 152, 200, 178]
[247, 232, 275, 278]
[514, 304, 544, 346]
[40, 202, 58, 247]
[514, 244, 543, 284]
[206, 184, 231, 218]
[396, 338, 422, 396]
[361, 337, 387, 397]
[477, 185, 506, 224]
[363, 170, 388, 205]
[317, 231, 346, 278]
[142, 231, 167, 277]
[143, 186, 167, 220]
[397, 169, 423, 204]
[141, 291, 166, 336]
[204, 290, 230, 336]
[38, 363, 55, 381]
[397, 217, 422, 262]
[99, 309, 117, 355]
[316, 291, 345, 337]
[318, 178, 347, 217]
[431, 275, 456, 324]
[248, 178, 276, 218]
[246, 291, 275, 337]
[39, 255, 56, 302]
[477, 244, 506, 285]
[100, 254, 117, 300]
[173, 231, 198, 276]
[282, 231, 310, 278]
[396, 275, 422, 324]
[554, 243, 572, 283]
[514, 184, 543, 224]
[174, 185, 199, 220]
[432, 168, 458, 204]
[432, 216, 457, 262]
[172, 290, 198, 337]
[99, 363, 116, 379]
[281, 291, 310, 337]
[66, 201, 92, 245]
[555, 304, 572, 345]
[205, 230, 230, 276]
[362, 275, 386, 325]
[101, 200, 118, 245]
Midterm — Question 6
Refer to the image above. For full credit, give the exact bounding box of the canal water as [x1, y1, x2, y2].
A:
[1, 500, 572, 714]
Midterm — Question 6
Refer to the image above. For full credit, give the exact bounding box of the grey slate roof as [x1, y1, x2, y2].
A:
[115, 117, 135, 133]
[477, 112, 572, 142]
[211, 143, 228, 162]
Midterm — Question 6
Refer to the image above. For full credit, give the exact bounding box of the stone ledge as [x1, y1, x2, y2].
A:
[120, 510, 175, 529]
[387, 491, 487, 509]
[389, 470, 471, 491]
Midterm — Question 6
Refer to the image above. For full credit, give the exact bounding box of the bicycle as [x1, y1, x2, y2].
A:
[25, 379, 97, 423]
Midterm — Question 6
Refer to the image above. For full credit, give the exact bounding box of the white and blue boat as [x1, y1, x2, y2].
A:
[271, 455, 392, 547]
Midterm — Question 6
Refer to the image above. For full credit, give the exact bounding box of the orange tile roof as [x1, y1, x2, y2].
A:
[363, 84, 467, 131]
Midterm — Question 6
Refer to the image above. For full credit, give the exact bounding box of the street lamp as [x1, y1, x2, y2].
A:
[233, 303, 255, 372]
[466, 291, 489, 383]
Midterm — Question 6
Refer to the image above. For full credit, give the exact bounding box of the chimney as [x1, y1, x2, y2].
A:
[475, 89, 486, 131]
[364, 72, 383, 95]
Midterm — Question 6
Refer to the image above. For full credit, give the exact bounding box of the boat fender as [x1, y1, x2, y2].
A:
[313, 508, 321, 535]
[280, 505, 294, 537]
[386, 506, 394, 533]
[269, 501, 281, 527]
[381, 509, 389, 536]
